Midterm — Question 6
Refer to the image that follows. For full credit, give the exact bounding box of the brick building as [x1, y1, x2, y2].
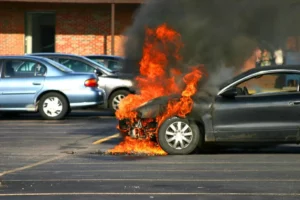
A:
[0, 0, 143, 56]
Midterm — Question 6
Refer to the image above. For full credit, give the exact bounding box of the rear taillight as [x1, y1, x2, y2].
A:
[84, 78, 98, 87]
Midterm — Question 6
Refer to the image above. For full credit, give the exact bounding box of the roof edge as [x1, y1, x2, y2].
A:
[0, 0, 143, 3]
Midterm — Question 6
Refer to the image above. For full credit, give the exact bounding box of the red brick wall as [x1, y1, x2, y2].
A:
[0, 5, 24, 55]
[0, 2, 139, 56]
[55, 4, 111, 55]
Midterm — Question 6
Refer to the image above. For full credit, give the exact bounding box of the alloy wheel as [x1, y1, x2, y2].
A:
[165, 121, 193, 150]
[112, 94, 125, 110]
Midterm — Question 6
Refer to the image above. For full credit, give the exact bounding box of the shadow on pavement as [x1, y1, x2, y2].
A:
[0, 109, 115, 121]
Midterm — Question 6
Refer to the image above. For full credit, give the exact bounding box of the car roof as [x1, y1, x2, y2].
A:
[0, 55, 54, 62]
[29, 53, 84, 57]
[85, 54, 124, 59]
[244, 65, 300, 73]
[233, 65, 300, 82]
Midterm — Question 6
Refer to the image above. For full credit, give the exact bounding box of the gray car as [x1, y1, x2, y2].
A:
[85, 54, 124, 72]
[29, 53, 136, 111]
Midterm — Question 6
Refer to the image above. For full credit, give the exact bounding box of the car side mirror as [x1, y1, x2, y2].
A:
[220, 87, 237, 98]
[94, 69, 103, 76]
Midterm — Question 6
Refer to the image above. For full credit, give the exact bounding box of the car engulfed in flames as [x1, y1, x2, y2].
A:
[107, 23, 204, 155]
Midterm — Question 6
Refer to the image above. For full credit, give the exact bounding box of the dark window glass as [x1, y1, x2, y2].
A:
[58, 58, 94, 73]
[3, 60, 46, 78]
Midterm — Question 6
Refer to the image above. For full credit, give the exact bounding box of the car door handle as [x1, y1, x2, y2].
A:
[292, 101, 300, 105]
[32, 82, 41, 85]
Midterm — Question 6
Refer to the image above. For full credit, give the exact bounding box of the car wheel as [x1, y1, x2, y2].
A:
[38, 92, 68, 120]
[109, 90, 130, 111]
[158, 117, 201, 155]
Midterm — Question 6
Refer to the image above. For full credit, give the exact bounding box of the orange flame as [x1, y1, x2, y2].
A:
[108, 137, 167, 156]
[115, 23, 183, 121]
[108, 24, 203, 155]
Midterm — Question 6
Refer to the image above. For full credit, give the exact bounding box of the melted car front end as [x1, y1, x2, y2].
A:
[118, 95, 180, 139]
[118, 118, 158, 139]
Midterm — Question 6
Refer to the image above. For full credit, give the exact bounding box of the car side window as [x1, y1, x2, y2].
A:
[91, 58, 106, 65]
[58, 58, 95, 73]
[236, 73, 300, 96]
[107, 60, 123, 71]
[3, 60, 46, 78]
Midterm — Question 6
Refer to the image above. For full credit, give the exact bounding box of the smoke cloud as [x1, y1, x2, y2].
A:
[122, 0, 300, 92]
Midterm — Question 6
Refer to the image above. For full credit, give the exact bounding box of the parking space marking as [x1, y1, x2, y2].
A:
[92, 133, 120, 145]
[4, 178, 300, 182]
[19, 169, 300, 172]
[34, 161, 300, 165]
[0, 192, 299, 196]
[0, 155, 66, 177]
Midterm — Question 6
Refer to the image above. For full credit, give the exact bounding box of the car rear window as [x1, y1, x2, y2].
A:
[45, 58, 73, 72]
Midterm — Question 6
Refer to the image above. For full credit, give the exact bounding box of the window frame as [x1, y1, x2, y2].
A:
[233, 72, 300, 96]
[1, 59, 47, 78]
[218, 69, 300, 96]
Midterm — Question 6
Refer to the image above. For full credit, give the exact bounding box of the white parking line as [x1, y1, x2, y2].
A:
[4, 178, 300, 182]
[0, 192, 299, 196]
[0, 155, 66, 177]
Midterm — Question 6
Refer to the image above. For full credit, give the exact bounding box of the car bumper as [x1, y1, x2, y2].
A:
[65, 88, 105, 108]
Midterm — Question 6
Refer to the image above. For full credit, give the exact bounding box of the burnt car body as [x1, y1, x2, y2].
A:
[119, 65, 300, 155]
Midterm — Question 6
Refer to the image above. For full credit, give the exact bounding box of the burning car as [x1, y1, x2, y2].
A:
[117, 66, 300, 155]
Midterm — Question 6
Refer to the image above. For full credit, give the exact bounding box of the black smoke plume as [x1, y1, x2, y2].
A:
[122, 0, 300, 88]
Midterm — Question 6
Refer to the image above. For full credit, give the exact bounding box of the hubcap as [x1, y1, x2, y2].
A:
[165, 121, 193, 150]
[112, 94, 125, 110]
[43, 97, 63, 117]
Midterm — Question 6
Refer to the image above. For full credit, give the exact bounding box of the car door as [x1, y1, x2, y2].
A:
[212, 72, 300, 142]
[0, 59, 46, 109]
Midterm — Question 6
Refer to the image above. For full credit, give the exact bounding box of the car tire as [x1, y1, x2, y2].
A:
[67, 108, 72, 115]
[108, 90, 130, 111]
[38, 92, 68, 120]
[158, 117, 201, 155]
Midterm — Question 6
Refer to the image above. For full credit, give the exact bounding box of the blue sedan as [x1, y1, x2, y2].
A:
[0, 56, 105, 120]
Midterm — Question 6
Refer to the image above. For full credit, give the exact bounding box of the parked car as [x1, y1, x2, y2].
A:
[29, 53, 135, 111]
[118, 65, 300, 154]
[85, 55, 124, 72]
[0, 56, 104, 120]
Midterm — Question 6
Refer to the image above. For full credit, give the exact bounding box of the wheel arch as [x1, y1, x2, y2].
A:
[189, 119, 205, 146]
[35, 90, 70, 111]
[107, 87, 132, 101]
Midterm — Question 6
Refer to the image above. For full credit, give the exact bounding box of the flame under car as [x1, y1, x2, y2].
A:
[118, 66, 300, 155]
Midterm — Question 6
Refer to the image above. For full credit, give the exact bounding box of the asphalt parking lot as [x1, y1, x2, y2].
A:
[0, 110, 300, 200]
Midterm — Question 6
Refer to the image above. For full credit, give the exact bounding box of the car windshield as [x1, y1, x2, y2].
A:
[219, 69, 254, 90]
[82, 56, 114, 74]
[45, 58, 74, 72]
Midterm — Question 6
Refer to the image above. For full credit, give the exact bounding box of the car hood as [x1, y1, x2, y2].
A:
[107, 72, 135, 79]
[135, 93, 212, 119]
[135, 94, 181, 118]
